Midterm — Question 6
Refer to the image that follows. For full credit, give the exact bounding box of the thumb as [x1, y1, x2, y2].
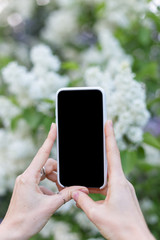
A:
[72, 191, 97, 220]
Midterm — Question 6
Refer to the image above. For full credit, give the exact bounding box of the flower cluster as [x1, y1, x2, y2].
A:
[0, 0, 35, 27]
[0, 44, 69, 195]
[42, 0, 148, 47]
[85, 64, 150, 149]
[0, 96, 21, 128]
[40, 219, 80, 240]
[2, 44, 69, 110]
[41, 9, 78, 46]
[0, 120, 36, 195]
[40, 1, 150, 151]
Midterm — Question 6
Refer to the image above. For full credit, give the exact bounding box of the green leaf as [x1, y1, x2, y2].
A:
[89, 193, 105, 201]
[42, 116, 53, 133]
[0, 57, 13, 69]
[11, 114, 23, 131]
[147, 97, 160, 108]
[137, 161, 160, 171]
[136, 62, 158, 81]
[139, 27, 151, 46]
[137, 146, 145, 160]
[143, 132, 160, 150]
[30, 233, 52, 240]
[61, 61, 79, 70]
[95, 1, 106, 17]
[42, 98, 55, 104]
[121, 150, 138, 174]
[68, 78, 83, 87]
[22, 108, 44, 130]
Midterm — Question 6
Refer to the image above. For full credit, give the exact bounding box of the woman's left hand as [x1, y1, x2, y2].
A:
[0, 123, 88, 240]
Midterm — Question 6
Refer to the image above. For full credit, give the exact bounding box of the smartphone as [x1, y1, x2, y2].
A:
[56, 87, 107, 189]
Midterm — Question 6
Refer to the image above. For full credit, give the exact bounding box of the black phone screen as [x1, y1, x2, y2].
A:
[57, 88, 105, 188]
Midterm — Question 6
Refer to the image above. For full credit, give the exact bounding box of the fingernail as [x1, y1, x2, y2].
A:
[72, 192, 79, 202]
[50, 123, 55, 130]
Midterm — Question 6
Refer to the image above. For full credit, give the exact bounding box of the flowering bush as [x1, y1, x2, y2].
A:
[0, 0, 160, 239]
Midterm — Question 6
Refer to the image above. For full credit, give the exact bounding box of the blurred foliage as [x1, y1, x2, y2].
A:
[115, 8, 160, 117]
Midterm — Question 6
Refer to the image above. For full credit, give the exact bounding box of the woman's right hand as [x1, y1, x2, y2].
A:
[72, 120, 156, 240]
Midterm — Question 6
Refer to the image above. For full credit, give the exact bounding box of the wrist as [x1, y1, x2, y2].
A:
[118, 224, 155, 240]
[0, 219, 28, 240]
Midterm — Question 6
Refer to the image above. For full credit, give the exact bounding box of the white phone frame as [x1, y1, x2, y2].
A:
[56, 87, 107, 189]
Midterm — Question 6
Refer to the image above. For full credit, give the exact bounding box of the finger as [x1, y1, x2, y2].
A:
[46, 186, 89, 213]
[39, 186, 55, 195]
[29, 123, 57, 175]
[105, 120, 124, 182]
[72, 191, 96, 220]
[76, 198, 104, 209]
[45, 172, 63, 192]
[45, 158, 57, 174]
[41, 158, 57, 181]
[46, 172, 57, 182]
[59, 186, 89, 203]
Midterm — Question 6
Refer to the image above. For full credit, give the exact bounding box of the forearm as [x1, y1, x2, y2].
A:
[101, 220, 156, 240]
[120, 231, 155, 240]
[117, 225, 156, 240]
[0, 221, 28, 240]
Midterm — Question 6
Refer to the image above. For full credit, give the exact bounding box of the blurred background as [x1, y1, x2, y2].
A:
[0, 0, 160, 239]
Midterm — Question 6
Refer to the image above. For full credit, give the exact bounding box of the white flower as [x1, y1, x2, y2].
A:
[0, 42, 29, 65]
[40, 178, 58, 193]
[41, 9, 78, 45]
[143, 144, 160, 165]
[140, 198, 153, 211]
[127, 126, 143, 143]
[96, 0, 148, 28]
[147, 214, 159, 225]
[84, 64, 150, 149]
[36, 101, 53, 115]
[117, 138, 127, 151]
[53, 221, 80, 240]
[30, 44, 61, 71]
[75, 212, 98, 234]
[97, 29, 127, 61]
[114, 121, 129, 141]
[40, 219, 55, 238]
[2, 44, 69, 104]
[2, 62, 34, 107]
[57, 200, 75, 214]
[81, 29, 132, 71]
[2, 62, 32, 88]
[0, 120, 36, 194]
[85, 67, 105, 86]
[29, 71, 69, 100]
[0, 0, 35, 26]
[0, 96, 21, 127]
[81, 47, 104, 66]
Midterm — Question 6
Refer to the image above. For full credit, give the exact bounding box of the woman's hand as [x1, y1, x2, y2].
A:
[0, 123, 88, 240]
[72, 120, 156, 240]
